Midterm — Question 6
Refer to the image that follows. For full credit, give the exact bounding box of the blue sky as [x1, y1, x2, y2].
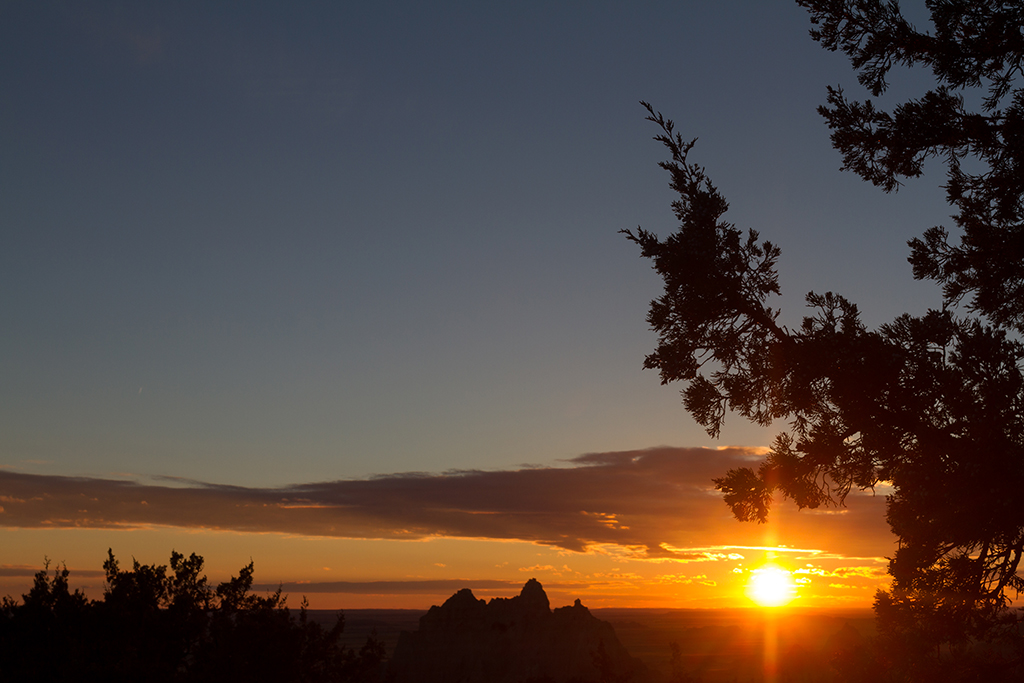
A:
[1, 2, 945, 606]
[3, 1, 948, 488]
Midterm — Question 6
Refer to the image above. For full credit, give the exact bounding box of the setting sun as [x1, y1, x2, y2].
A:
[746, 564, 797, 607]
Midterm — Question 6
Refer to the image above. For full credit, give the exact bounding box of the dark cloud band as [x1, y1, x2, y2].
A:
[0, 447, 892, 559]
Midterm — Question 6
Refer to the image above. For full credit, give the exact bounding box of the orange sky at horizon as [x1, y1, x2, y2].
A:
[0, 527, 890, 611]
[0, 447, 894, 611]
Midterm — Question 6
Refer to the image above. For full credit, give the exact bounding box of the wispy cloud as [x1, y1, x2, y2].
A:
[0, 447, 893, 559]
[0, 565, 106, 578]
[249, 579, 529, 594]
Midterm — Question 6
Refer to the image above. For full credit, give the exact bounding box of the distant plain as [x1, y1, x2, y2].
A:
[314, 607, 876, 682]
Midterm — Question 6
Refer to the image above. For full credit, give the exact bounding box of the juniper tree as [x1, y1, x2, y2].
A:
[625, 0, 1024, 671]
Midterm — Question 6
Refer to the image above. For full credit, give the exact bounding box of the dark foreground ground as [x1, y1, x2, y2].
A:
[308, 607, 876, 682]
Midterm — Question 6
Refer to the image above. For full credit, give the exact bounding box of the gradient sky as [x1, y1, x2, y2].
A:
[2, 1, 947, 609]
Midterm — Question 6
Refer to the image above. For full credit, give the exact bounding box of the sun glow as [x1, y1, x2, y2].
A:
[746, 564, 796, 607]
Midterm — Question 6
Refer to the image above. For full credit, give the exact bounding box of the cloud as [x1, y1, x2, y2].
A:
[249, 579, 528, 594]
[0, 447, 893, 559]
[810, 566, 889, 580]
[0, 565, 106, 578]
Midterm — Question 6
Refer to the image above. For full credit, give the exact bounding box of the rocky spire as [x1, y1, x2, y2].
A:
[518, 577, 550, 614]
[388, 580, 648, 683]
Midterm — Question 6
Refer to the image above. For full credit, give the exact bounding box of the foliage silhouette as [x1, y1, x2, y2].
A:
[0, 550, 386, 683]
[624, 1, 1024, 678]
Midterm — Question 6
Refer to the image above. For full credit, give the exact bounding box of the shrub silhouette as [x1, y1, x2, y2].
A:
[0, 550, 385, 683]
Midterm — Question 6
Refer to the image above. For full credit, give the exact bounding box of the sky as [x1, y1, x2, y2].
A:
[2, 1, 948, 609]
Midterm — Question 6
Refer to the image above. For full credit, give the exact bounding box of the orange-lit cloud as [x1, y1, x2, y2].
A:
[0, 447, 893, 561]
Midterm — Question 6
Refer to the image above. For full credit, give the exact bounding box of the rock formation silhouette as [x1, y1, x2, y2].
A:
[388, 579, 646, 683]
